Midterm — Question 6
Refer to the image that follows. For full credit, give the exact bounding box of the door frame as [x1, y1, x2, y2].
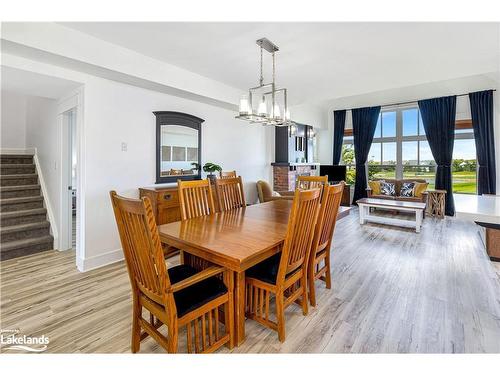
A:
[58, 88, 85, 270]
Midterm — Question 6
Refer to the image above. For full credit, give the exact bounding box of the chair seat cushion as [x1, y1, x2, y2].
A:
[246, 253, 298, 285]
[168, 264, 227, 318]
[246, 253, 282, 284]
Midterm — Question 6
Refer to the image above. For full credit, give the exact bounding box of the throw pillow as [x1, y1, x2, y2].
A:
[413, 182, 429, 197]
[368, 180, 383, 195]
[400, 182, 415, 197]
[380, 181, 396, 196]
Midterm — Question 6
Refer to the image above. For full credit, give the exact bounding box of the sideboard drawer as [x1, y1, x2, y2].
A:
[158, 190, 179, 207]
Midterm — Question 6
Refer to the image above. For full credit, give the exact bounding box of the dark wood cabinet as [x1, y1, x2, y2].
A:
[275, 123, 313, 164]
[341, 184, 351, 207]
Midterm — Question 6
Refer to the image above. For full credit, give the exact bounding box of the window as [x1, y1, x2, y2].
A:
[340, 106, 477, 193]
[452, 138, 477, 194]
[340, 141, 356, 185]
[367, 111, 397, 180]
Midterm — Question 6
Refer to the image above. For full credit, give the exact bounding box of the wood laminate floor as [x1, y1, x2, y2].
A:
[1, 208, 500, 353]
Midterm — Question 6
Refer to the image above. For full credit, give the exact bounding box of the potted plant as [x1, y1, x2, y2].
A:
[203, 162, 222, 182]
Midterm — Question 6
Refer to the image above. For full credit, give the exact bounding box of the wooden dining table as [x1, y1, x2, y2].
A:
[158, 200, 351, 346]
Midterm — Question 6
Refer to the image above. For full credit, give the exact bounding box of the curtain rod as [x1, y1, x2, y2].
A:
[337, 89, 497, 112]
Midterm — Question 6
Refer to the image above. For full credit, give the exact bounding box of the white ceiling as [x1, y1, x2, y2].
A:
[60, 22, 499, 106]
[1, 66, 81, 99]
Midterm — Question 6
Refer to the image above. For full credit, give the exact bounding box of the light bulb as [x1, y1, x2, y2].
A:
[258, 97, 267, 117]
[239, 96, 250, 116]
[273, 104, 281, 120]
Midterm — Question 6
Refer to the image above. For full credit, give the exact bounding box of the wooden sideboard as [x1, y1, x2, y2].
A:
[139, 186, 182, 225]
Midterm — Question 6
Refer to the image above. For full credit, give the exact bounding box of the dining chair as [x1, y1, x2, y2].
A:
[307, 182, 345, 307]
[109, 191, 234, 353]
[245, 188, 322, 342]
[219, 170, 237, 179]
[214, 176, 246, 211]
[178, 179, 216, 220]
[297, 175, 329, 190]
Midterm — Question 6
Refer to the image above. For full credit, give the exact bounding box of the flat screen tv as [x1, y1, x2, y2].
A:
[319, 165, 347, 184]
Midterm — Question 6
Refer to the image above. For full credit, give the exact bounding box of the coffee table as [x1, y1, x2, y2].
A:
[357, 198, 426, 233]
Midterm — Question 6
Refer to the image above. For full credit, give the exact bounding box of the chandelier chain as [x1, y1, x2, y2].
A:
[259, 46, 264, 86]
[272, 51, 276, 85]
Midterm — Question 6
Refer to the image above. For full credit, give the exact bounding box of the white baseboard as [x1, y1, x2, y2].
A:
[77, 248, 124, 272]
[0, 148, 36, 155]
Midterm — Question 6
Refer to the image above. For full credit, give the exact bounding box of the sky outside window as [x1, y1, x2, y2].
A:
[382, 112, 396, 137]
[403, 109, 418, 136]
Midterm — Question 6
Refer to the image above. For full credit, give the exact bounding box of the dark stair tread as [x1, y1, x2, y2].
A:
[1, 174, 38, 179]
[0, 235, 53, 252]
[0, 196, 44, 205]
[1, 221, 50, 234]
[0, 185, 41, 192]
[0, 154, 34, 158]
[0, 164, 35, 168]
[0, 208, 47, 218]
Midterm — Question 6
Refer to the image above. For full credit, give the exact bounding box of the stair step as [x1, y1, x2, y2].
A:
[1, 221, 50, 242]
[0, 208, 48, 226]
[0, 196, 44, 212]
[1, 174, 38, 186]
[0, 164, 36, 175]
[0, 185, 41, 198]
[0, 155, 34, 165]
[0, 235, 53, 261]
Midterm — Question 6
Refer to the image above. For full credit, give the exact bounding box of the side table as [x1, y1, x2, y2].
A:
[426, 189, 447, 218]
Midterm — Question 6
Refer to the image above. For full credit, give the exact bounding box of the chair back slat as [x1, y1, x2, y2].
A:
[278, 188, 322, 278]
[297, 175, 328, 190]
[178, 179, 216, 220]
[219, 170, 237, 179]
[215, 176, 246, 211]
[110, 191, 169, 304]
[316, 182, 345, 252]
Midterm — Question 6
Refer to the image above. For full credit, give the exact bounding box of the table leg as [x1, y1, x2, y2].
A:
[416, 209, 423, 233]
[359, 204, 366, 224]
[234, 270, 246, 346]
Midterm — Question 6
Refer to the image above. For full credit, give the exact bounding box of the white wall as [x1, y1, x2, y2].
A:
[1, 91, 27, 149]
[24, 96, 60, 238]
[289, 103, 328, 129]
[82, 77, 273, 268]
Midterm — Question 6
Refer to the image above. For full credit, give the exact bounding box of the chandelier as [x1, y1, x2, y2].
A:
[235, 38, 295, 127]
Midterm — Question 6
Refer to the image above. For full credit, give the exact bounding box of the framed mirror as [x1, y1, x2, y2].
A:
[154, 111, 203, 183]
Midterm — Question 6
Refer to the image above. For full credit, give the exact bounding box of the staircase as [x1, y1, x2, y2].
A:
[0, 154, 54, 260]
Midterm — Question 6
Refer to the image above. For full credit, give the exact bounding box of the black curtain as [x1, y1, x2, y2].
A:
[469, 90, 496, 195]
[418, 96, 456, 216]
[332, 110, 346, 165]
[352, 106, 381, 203]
